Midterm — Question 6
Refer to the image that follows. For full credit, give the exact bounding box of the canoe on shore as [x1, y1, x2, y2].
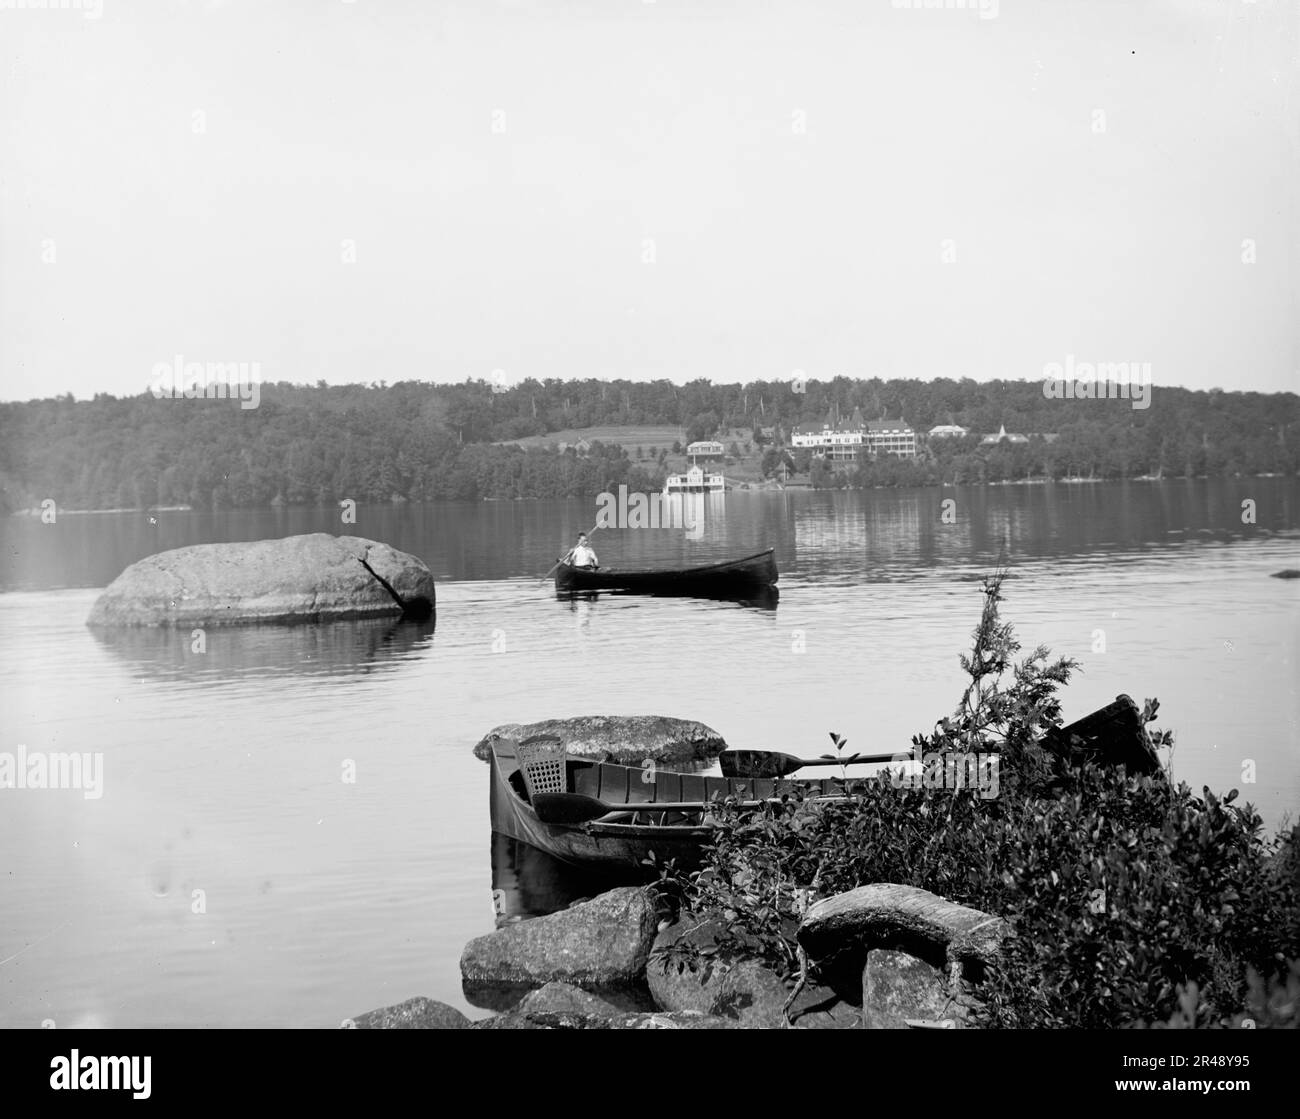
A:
[487, 735, 836, 872]
[1041, 693, 1160, 774]
[553, 548, 778, 597]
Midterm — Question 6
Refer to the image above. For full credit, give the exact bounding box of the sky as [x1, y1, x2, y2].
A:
[1, 0, 1296, 402]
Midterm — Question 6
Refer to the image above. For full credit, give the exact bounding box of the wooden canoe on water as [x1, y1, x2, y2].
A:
[553, 548, 778, 597]
[487, 736, 837, 872]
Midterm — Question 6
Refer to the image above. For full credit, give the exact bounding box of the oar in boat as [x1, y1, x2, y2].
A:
[719, 748, 912, 779]
[543, 522, 601, 580]
[531, 792, 763, 826]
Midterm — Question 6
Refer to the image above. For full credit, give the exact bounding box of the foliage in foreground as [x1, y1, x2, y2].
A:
[654, 572, 1300, 1028]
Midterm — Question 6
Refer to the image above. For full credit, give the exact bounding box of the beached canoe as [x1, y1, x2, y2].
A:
[1041, 693, 1160, 774]
[487, 735, 835, 872]
[553, 548, 778, 597]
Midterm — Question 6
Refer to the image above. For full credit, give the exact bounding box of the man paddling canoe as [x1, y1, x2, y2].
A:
[568, 532, 599, 570]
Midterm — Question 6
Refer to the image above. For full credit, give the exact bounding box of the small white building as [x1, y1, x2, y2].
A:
[927, 424, 969, 439]
[664, 465, 724, 493]
[686, 440, 725, 462]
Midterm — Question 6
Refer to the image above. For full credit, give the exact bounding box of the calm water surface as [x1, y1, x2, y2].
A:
[1, 480, 1297, 1026]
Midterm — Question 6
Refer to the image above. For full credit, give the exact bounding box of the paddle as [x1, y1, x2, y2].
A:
[543, 522, 602, 580]
[531, 792, 762, 826]
[719, 749, 912, 779]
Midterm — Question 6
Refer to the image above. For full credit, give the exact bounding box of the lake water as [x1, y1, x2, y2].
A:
[1, 479, 1297, 1026]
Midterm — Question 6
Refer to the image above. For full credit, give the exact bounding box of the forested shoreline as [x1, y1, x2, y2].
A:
[1, 377, 1296, 512]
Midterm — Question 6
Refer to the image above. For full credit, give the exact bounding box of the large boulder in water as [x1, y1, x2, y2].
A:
[86, 533, 435, 627]
[472, 715, 728, 766]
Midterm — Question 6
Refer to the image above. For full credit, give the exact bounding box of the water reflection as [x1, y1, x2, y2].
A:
[556, 585, 778, 611]
[4, 479, 1295, 591]
[659, 491, 725, 543]
[89, 615, 436, 680]
[488, 833, 625, 927]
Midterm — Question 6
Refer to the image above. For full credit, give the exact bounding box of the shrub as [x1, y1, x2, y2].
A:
[655, 572, 1300, 1027]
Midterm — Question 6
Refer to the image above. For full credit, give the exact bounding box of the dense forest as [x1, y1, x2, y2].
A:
[1, 376, 1296, 511]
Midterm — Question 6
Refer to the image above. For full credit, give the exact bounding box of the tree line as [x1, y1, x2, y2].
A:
[1, 377, 1295, 511]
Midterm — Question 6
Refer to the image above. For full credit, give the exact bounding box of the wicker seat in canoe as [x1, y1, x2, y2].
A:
[516, 734, 568, 801]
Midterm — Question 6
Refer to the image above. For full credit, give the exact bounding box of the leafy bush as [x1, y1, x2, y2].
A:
[1144, 958, 1300, 1029]
[655, 572, 1300, 1027]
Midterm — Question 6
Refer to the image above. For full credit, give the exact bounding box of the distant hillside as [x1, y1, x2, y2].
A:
[1, 377, 1296, 511]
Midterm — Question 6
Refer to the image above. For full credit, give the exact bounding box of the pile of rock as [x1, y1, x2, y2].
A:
[798, 883, 1008, 1028]
[349, 881, 1007, 1029]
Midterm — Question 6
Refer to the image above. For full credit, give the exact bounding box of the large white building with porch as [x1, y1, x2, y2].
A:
[791, 405, 917, 460]
[864, 419, 917, 457]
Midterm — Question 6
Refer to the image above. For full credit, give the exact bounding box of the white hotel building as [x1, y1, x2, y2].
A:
[791, 406, 917, 460]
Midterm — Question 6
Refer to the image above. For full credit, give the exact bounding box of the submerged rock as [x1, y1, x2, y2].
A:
[513, 981, 630, 1019]
[86, 533, 436, 626]
[460, 886, 657, 998]
[345, 996, 469, 1029]
[472, 715, 728, 766]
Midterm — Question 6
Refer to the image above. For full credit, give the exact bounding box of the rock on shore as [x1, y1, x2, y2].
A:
[474, 982, 737, 1029]
[86, 533, 436, 626]
[647, 914, 860, 1028]
[861, 950, 956, 1029]
[472, 715, 727, 766]
[798, 883, 1008, 970]
[460, 886, 658, 999]
[797, 883, 1008, 1028]
[381, 883, 1019, 1029]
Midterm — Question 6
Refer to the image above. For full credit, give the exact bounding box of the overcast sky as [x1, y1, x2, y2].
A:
[1, 0, 1295, 402]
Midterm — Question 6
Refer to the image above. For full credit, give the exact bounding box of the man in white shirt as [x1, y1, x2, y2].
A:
[569, 533, 599, 569]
